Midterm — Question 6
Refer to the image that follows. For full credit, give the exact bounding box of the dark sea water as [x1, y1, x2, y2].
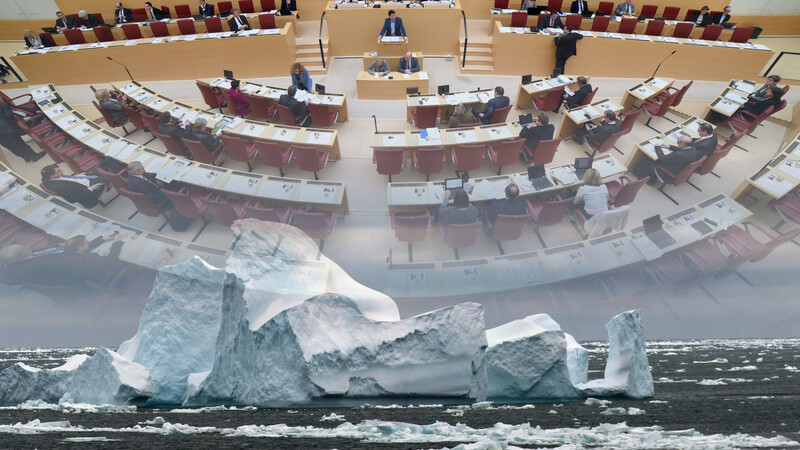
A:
[1, 339, 799, 449]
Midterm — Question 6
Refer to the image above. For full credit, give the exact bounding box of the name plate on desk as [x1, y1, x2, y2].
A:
[482, 126, 513, 140]
[257, 178, 300, 200]
[448, 129, 477, 143]
[382, 133, 406, 146]
[298, 182, 340, 203]
[182, 167, 224, 187]
[239, 123, 268, 138]
[271, 127, 299, 142]
[223, 173, 262, 195]
[306, 131, 333, 145]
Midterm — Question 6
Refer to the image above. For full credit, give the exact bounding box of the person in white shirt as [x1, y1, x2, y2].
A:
[573, 168, 610, 218]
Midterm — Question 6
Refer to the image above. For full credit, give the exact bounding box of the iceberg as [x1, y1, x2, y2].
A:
[0, 355, 87, 404]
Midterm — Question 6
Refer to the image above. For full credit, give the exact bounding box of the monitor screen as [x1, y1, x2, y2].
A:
[519, 114, 533, 125]
[437, 85, 450, 95]
[521, 74, 532, 84]
[643, 214, 662, 235]
[528, 164, 545, 180]
[315, 83, 326, 94]
[223, 70, 234, 80]
[574, 157, 593, 170]
[444, 178, 463, 190]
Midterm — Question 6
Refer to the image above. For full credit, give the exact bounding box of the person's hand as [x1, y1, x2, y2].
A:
[478, 113, 484, 118]
[377, 36, 382, 42]
[103, 233, 117, 241]
[444, 189, 451, 199]
[404, 36, 408, 42]
[405, 69, 412, 75]
[526, 123, 535, 128]
[90, 184, 104, 191]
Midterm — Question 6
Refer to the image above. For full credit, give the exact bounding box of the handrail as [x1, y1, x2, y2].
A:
[318, 11, 327, 69]
[460, 10, 468, 68]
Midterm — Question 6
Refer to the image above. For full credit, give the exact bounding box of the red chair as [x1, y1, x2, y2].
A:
[605, 175, 648, 207]
[567, 87, 598, 109]
[487, 138, 524, 175]
[220, 135, 258, 171]
[656, 80, 693, 111]
[724, 104, 778, 137]
[644, 19, 664, 36]
[411, 105, 439, 129]
[160, 6, 172, 18]
[412, 147, 445, 180]
[150, 21, 170, 37]
[260, 0, 276, 11]
[640, 254, 693, 290]
[769, 197, 800, 232]
[174, 4, 192, 18]
[177, 19, 197, 35]
[587, 130, 624, 157]
[255, 141, 292, 176]
[276, 104, 304, 126]
[245, 93, 277, 120]
[118, 187, 167, 227]
[697, 132, 742, 178]
[308, 103, 338, 127]
[662, 6, 680, 20]
[565, 14, 582, 30]
[204, 17, 224, 33]
[489, 105, 513, 124]
[679, 240, 731, 281]
[700, 24, 723, 41]
[729, 27, 754, 44]
[131, 8, 148, 21]
[258, 13, 277, 29]
[373, 148, 405, 181]
[201, 195, 248, 226]
[642, 90, 677, 128]
[440, 221, 482, 257]
[458, 122, 481, 128]
[532, 87, 564, 111]
[451, 144, 485, 178]
[139, 111, 160, 135]
[196, 81, 224, 113]
[682, 8, 698, 21]
[672, 22, 693, 38]
[244, 201, 292, 223]
[526, 138, 560, 165]
[182, 136, 225, 164]
[122, 23, 143, 39]
[653, 156, 705, 205]
[239, 0, 256, 13]
[391, 210, 431, 262]
[93, 100, 130, 135]
[160, 188, 211, 241]
[218, 88, 236, 116]
[591, 16, 610, 32]
[640, 4, 657, 18]
[618, 17, 637, 34]
[713, 222, 800, 282]
[494, 0, 509, 9]
[218, 1, 233, 14]
[526, 196, 573, 246]
[489, 213, 529, 245]
[121, 104, 155, 145]
[510, 12, 528, 27]
[63, 29, 87, 45]
[93, 27, 115, 42]
[547, 0, 562, 11]
[90, 13, 106, 24]
[293, 145, 329, 179]
[597, 1, 614, 15]
[292, 209, 337, 243]
[41, 32, 57, 47]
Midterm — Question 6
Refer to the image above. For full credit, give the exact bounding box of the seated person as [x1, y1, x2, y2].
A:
[519, 114, 554, 161]
[749, 75, 780, 101]
[573, 109, 620, 146]
[157, 111, 189, 144]
[711, 5, 731, 26]
[290, 63, 312, 92]
[378, 10, 407, 42]
[692, 123, 718, 161]
[185, 117, 224, 154]
[0, 99, 46, 162]
[127, 161, 173, 212]
[539, 11, 564, 30]
[448, 104, 478, 128]
[144, 2, 169, 20]
[571, 0, 588, 14]
[279, 0, 297, 17]
[228, 79, 250, 117]
[367, 57, 391, 77]
[739, 86, 783, 121]
[279, 85, 311, 126]
[635, 135, 696, 185]
[227, 8, 250, 31]
[573, 168, 609, 218]
[614, 0, 635, 15]
[23, 29, 53, 49]
[397, 52, 420, 75]
[198, 0, 214, 18]
[486, 183, 527, 226]
[113, 2, 133, 24]
[55, 11, 78, 30]
[439, 189, 478, 228]
[41, 163, 107, 208]
[556, 76, 591, 112]
[689, 6, 712, 27]
[521, 0, 536, 10]
[95, 88, 129, 122]
[476, 86, 510, 125]
[77, 10, 99, 28]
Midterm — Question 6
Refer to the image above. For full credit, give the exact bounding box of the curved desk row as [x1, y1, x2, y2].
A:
[356, 71, 430, 99]
[371, 121, 526, 156]
[386, 193, 751, 298]
[625, 116, 716, 172]
[32, 85, 349, 215]
[515, 74, 586, 110]
[732, 130, 800, 203]
[406, 88, 491, 123]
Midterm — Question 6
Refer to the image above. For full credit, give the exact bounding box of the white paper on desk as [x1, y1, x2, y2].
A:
[183, 167, 223, 187]
[54, 114, 81, 129]
[608, 33, 622, 39]
[45, 213, 82, 238]
[0, 189, 37, 213]
[84, 133, 115, 151]
[691, 39, 709, 46]
[499, 26, 512, 33]
[658, 36, 678, 43]
[485, 126, 513, 140]
[753, 44, 769, 50]
[723, 91, 747, 104]
[733, 81, 755, 93]
[381, 133, 406, 146]
[564, 86, 575, 96]
[755, 172, 792, 197]
[272, 127, 298, 142]
[476, 92, 490, 103]
[595, 157, 622, 178]
[43, 105, 67, 118]
[60, 44, 81, 51]
[0, 173, 14, 189]
[450, 129, 477, 143]
[130, 90, 154, 104]
[89, 42, 111, 48]
[206, 32, 222, 38]
[294, 90, 313, 102]
[321, 95, 343, 106]
[168, 105, 189, 119]
[532, 81, 548, 90]
[298, 184, 338, 203]
[582, 105, 602, 119]
[739, 43, 755, 49]
[704, 198, 745, 228]
[181, 110, 200, 123]
[145, 156, 169, 173]
[550, 166, 578, 185]
[514, 27, 526, 34]
[493, 257, 544, 286]
[418, 71, 429, 80]
[67, 125, 97, 140]
[391, 185, 430, 205]
[712, 98, 740, 115]
[155, 159, 191, 183]
[473, 179, 505, 200]
[547, 250, 591, 281]
[402, 73, 410, 79]
[579, 30, 593, 37]
[223, 174, 261, 195]
[144, 97, 170, 111]
[222, 31, 234, 37]
[422, 127, 442, 144]
[209, 77, 224, 87]
[131, 240, 172, 267]
[119, 83, 140, 94]
[108, 142, 139, 161]
[306, 131, 332, 144]
[646, 78, 668, 90]
[545, 78, 565, 88]
[150, 37, 164, 44]
[224, 117, 245, 131]
[591, 238, 641, 266]
[595, 101, 620, 112]
[168, 36, 181, 42]
[257, 180, 297, 199]
[261, 28, 281, 35]
[444, 95, 459, 105]
[631, 235, 664, 261]
[634, 85, 656, 98]
[634, 34, 650, 41]
[24, 203, 64, 228]
[240, 83, 259, 95]
[777, 160, 800, 180]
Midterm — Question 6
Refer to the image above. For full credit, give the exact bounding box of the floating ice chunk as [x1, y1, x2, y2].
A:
[728, 366, 758, 371]
[694, 358, 729, 364]
[584, 398, 612, 406]
[600, 407, 645, 416]
[66, 348, 154, 405]
[320, 413, 346, 422]
[0, 355, 88, 405]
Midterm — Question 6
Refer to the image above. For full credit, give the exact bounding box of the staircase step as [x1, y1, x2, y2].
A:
[463, 54, 493, 62]
[297, 46, 327, 54]
[459, 65, 494, 73]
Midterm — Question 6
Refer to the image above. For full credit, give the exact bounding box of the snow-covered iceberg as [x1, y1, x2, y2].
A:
[0, 355, 88, 404]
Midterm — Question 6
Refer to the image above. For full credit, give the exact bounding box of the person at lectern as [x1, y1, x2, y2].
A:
[397, 52, 419, 74]
[378, 10, 408, 43]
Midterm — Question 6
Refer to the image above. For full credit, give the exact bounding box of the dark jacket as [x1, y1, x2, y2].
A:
[25, 34, 54, 48]
[128, 174, 169, 207]
[741, 96, 780, 120]
[539, 15, 564, 29]
[653, 145, 697, 181]
[397, 57, 420, 73]
[555, 32, 583, 59]
[565, 84, 592, 108]
[43, 178, 100, 208]
[379, 17, 406, 37]
[228, 15, 250, 31]
[279, 94, 309, 122]
[570, 1, 588, 14]
[520, 123, 554, 152]
[587, 120, 620, 144]
[0, 102, 24, 135]
[187, 128, 222, 152]
[158, 122, 189, 141]
[280, 0, 297, 14]
[148, 6, 169, 20]
[113, 8, 133, 24]
[199, 3, 214, 17]
[78, 14, 100, 28]
[711, 12, 731, 26]
[486, 198, 527, 223]
[99, 98, 126, 119]
[692, 135, 718, 161]
[479, 96, 510, 123]
[55, 16, 78, 29]
[448, 111, 478, 128]
[689, 11, 711, 27]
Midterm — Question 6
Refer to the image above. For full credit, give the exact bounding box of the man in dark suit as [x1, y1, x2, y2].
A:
[41, 164, 106, 208]
[574, 109, 620, 146]
[477, 86, 510, 125]
[397, 52, 420, 74]
[55, 11, 78, 30]
[113, 2, 133, 23]
[77, 11, 100, 28]
[199, 0, 214, 17]
[553, 25, 583, 76]
[539, 11, 565, 30]
[127, 161, 173, 212]
[556, 75, 591, 112]
[279, 85, 311, 126]
[144, 2, 169, 20]
[156, 112, 189, 156]
[227, 9, 250, 31]
[570, 0, 588, 14]
[614, 0, 635, 15]
[519, 114, 554, 161]
[0, 100, 45, 162]
[711, 6, 731, 26]
[378, 10, 408, 42]
[648, 136, 697, 184]
[692, 123, 718, 161]
[749, 75, 780, 101]
[485, 184, 528, 237]
[279, 0, 297, 16]
[689, 6, 711, 26]
[739, 86, 783, 121]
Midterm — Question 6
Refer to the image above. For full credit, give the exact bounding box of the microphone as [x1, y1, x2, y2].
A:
[106, 56, 134, 82]
[372, 114, 378, 133]
[651, 50, 676, 78]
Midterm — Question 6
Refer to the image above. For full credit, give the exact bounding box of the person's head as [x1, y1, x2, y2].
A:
[41, 164, 62, 181]
[231, 8, 240, 16]
[698, 123, 713, 137]
[404, 51, 412, 61]
[78, 10, 88, 19]
[291, 62, 304, 75]
[115, 2, 123, 10]
[723, 5, 731, 13]
[127, 161, 145, 176]
[144, 2, 153, 9]
[625, 0, 632, 4]
[550, 10, 558, 18]
[768, 86, 783, 99]
[192, 117, 207, 132]
[603, 109, 616, 121]
[231, 79, 240, 90]
[452, 189, 470, 208]
[505, 183, 520, 200]
[565, 25, 573, 32]
[583, 168, 602, 186]
[157, 111, 172, 124]
[577, 76, 587, 86]
[0, 244, 31, 264]
[494, 86, 504, 97]
[287, 85, 297, 97]
[454, 104, 465, 115]
[536, 114, 549, 126]
[56, 11, 66, 19]
[676, 135, 693, 147]
[23, 29, 36, 38]
[700, 5, 709, 13]
[766, 75, 781, 85]
[199, 0, 206, 5]
[388, 10, 396, 20]
[95, 88, 110, 101]
[64, 235, 89, 254]
[375, 57, 383, 64]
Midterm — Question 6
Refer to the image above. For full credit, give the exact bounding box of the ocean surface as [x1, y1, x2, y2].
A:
[1, 339, 799, 449]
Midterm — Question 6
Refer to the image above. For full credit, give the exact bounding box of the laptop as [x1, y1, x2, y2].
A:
[521, 74, 532, 85]
[721, 21, 736, 28]
[581, 10, 593, 17]
[636, 13, 647, 21]
[444, 177, 464, 190]
[41, 27, 59, 33]
[223, 69, 234, 80]
[406, 87, 419, 95]
[573, 157, 593, 179]
[438, 85, 450, 95]
[643, 215, 676, 249]
[527, 164, 553, 190]
[519, 113, 533, 125]
[527, 7, 537, 15]
[315, 83, 325, 94]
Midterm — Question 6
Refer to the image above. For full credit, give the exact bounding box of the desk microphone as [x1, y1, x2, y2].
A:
[651, 50, 676, 78]
[372, 114, 378, 133]
[106, 56, 134, 82]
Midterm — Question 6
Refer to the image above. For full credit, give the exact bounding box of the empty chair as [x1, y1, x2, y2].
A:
[451, 144, 484, 178]
[220, 135, 258, 171]
[391, 210, 431, 262]
[292, 209, 337, 244]
[130, 8, 147, 21]
[700, 24, 723, 41]
[682, 8, 698, 21]
[118, 187, 166, 228]
[177, 19, 197, 35]
[662, 6, 680, 20]
[656, 80, 693, 110]
[672, 22, 693, 38]
[245, 93, 277, 120]
[276, 104, 304, 126]
[258, 13, 277, 29]
[244, 201, 292, 223]
[605, 175, 648, 207]
[587, 130, 624, 157]
[488, 105, 512, 124]
[174, 4, 192, 17]
[63, 29, 87, 45]
[653, 156, 706, 205]
[160, 6, 172, 18]
[494, 0, 509, 9]
[642, 90, 677, 128]
[440, 221, 482, 257]
[150, 21, 170, 37]
[618, 17, 637, 34]
[591, 16, 610, 32]
[160, 188, 210, 241]
[547, 0, 562, 10]
[196, 81, 224, 113]
[373, 148, 405, 181]
[204, 16, 224, 33]
[510, 11, 528, 27]
[597, 1, 614, 15]
[218, 1, 233, 14]
[201, 195, 248, 226]
[769, 196, 800, 231]
[532, 87, 564, 112]
[255, 141, 292, 176]
[644, 19, 664, 36]
[565, 14, 582, 30]
[528, 138, 561, 165]
[93, 26, 115, 42]
[239, 0, 256, 13]
[293, 145, 329, 179]
[640, 4, 657, 18]
[308, 103, 338, 127]
[697, 132, 742, 177]
[618, 107, 643, 135]
[182, 136, 225, 165]
[525, 196, 573, 246]
[139, 111, 160, 135]
[121, 104, 155, 144]
[260, 0, 276, 10]
[412, 147, 445, 181]
[713, 222, 800, 282]
[729, 27, 754, 44]
[487, 138, 524, 175]
[489, 213, 529, 244]
[724, 104, 777, 137]
[640, 254, 693, 290]
[122, 23, 143, 39]
[411, 105, 439, 129]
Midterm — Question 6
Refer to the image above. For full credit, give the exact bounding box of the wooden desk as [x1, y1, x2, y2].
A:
[731, 130, 800, 202]
[619, 77, 674, 112]
[13, 24, 296, 85]
[405, 89, 491, 123]
[699, 79, 755, 122]
[356, 71, 430, 99]
[555, 99, 624, 138]
[197, 77, 349, 122]
[625, 116, 714, 172]
[515, 74, 586, 110]
[362, 52, 424, 71]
